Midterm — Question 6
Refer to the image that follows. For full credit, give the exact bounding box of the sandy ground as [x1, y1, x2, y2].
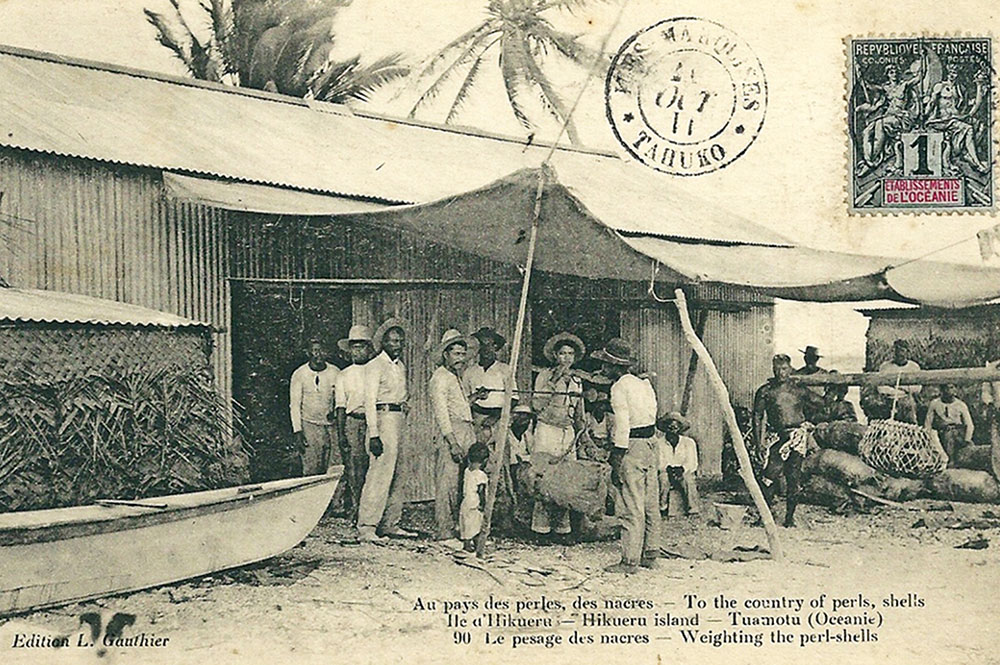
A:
[2, 493, 999, 665]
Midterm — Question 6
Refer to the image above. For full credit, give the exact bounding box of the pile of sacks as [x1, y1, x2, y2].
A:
[802, 421, 1000, 506]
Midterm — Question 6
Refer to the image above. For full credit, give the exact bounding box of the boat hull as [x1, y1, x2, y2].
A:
[0, 469, 341, 616]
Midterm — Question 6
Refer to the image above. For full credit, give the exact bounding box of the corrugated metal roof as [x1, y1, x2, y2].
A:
[0, 44, 789, 246]
[0, 287, 210, 328]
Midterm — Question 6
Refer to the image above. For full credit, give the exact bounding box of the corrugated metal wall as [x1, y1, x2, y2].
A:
[0, 149, 232, 402]
[622, 301, 774, 476]
[226, 213, 529, 501]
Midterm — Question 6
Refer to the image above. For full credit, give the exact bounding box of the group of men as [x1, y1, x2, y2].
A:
[289, 320, 415, 543]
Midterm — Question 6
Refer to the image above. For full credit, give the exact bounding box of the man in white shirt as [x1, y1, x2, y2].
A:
[876, 339, 922, 423]
[655, 412, 701, 517]
[465, 327, 518, 444]
[595, 338, 660, 574]
[289, 338, 339, 476]
[335, 325, 374, 525]
[357, 319, 417, 540]
[429, 329, 476, 542]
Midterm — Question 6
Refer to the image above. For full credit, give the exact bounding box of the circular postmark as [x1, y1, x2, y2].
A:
[605, 17, 768, 176]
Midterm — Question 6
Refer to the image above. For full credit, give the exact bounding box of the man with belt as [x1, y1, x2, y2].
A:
[595, 338, 660, 574]
[429, 329, 476, 542]
[289, 338, 340, 476]
[335, 325, 374, 527]
[357, 318, 418, 540]
[753, 354, 824, 527]
[465, 326, 518, 446]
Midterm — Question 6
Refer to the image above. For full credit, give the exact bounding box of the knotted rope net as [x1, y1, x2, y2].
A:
[858, 374, 947, 478]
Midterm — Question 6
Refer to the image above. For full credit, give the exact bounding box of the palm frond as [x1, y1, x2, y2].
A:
[499, 32, 534, 132]
[144, 7, 198, 75]
[444, 37, 501, 124]
[537, 0, 611, 14]
[513, 32, 582, 144]
[409, 28, 500, 117]
[409, 19, 500, 83]
[313, 54, 410, 103]
[528, 19, 606, 68]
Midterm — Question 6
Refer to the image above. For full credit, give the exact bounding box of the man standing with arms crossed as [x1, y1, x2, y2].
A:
[595, 338, 660, 574]
[357, 319, 418, 541]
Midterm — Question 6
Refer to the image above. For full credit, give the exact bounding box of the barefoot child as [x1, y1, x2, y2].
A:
[460, 442, 490, 552]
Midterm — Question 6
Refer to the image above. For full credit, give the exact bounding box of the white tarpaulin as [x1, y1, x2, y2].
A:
[166, 167, 1000, 308]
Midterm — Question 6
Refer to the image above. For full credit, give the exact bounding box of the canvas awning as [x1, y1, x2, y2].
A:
[167, 166, 1000, 309]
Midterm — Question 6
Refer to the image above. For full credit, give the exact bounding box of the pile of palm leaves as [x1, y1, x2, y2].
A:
[0, 367, 249, 512]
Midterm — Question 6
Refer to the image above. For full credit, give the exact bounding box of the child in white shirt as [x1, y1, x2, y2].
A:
[459, 442, 490, 552]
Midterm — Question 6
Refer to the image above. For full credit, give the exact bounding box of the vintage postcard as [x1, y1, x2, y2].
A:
[0, 1, 998, 665]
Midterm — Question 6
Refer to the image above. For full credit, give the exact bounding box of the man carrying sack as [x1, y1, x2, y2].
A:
[595, 338, 660, 574]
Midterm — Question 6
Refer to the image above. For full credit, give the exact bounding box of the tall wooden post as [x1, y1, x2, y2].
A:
[673, 288, 784, 561]
[477, 168, 546, 557]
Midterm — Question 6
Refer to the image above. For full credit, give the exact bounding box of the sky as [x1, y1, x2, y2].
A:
[0, 0, 996, 365]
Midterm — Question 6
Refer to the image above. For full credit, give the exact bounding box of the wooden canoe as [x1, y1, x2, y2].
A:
[0, 468, 342, 617]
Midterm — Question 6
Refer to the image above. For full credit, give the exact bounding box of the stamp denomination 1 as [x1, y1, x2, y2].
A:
[848, 37, 994, 213]
[605, 17, 767, 176]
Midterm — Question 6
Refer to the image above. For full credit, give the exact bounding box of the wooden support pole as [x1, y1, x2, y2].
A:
[791, 366, 1000, 387]
[478, 168, 546, 557]
[680, 309, 708, 415]
[673, 288, 784, 561]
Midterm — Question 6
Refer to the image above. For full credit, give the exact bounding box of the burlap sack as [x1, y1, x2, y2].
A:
[802, 475, 854, 506]
[953, 445, 993, 472]
[813, 422, 867, 455]
[531, 453, 610, 518]
[926, 469, 1000, 504]
[802, 449, 878, 487]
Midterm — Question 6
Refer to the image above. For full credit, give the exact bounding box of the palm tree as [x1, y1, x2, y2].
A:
[407, 0, 607, 145]
[144, 0, 409, 103]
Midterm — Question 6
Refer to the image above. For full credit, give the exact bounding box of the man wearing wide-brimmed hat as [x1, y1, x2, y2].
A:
[464, 326, 519, 441]
[429, 329, 476, 542]
[357, 318, 418, 541]
[334, 324, 374, 527]
[655, 411, 701, 518]
[594, 337, 660, 573]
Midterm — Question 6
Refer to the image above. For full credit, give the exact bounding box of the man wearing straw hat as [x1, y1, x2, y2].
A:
[594, 338, 660, 574]
[357, 319, 418, 541]
[335, 324, 374, 528]
[429, 329, 476, 542]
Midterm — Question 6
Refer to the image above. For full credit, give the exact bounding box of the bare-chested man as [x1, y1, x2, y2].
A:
[752, 354, 824, 527]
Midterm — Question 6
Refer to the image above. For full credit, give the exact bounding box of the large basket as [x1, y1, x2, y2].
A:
[858, 419, 948, 478]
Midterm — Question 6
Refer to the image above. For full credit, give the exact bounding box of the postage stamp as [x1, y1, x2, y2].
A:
[605, 17, 767, 177]
[847, 36, 994, 213]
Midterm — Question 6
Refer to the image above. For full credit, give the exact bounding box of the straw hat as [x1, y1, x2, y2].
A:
[512, 404, 534, 417]
[591, 338, 634, 366]
[543, 331, 586, 363]
[435, 329, 468, 363]
[337, 324, 373, 354]
[372, 318, 406, 353]
[471, 326, 506, 350]
[657, 411, 691, 433]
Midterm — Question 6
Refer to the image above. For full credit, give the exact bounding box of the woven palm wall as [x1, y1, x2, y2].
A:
[0, 323, 248, 512]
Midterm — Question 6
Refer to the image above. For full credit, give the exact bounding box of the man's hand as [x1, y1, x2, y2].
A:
[444, 433, 464, 463]
[369, 436, 384, 458]
[472, 386, 490, 402]
[609, 447, 626, 488]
